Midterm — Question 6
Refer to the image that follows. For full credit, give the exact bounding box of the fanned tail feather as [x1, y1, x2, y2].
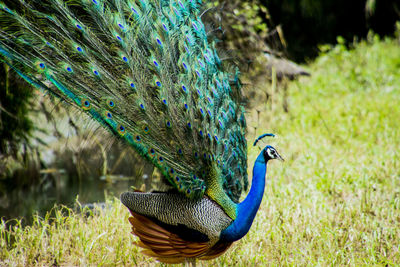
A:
[0, 0, 248, 202]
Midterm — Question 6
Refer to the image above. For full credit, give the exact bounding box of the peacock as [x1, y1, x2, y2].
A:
[0, 0, 283, 264]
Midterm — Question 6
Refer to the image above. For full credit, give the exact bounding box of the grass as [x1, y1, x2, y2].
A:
[1, 36, 400, 266]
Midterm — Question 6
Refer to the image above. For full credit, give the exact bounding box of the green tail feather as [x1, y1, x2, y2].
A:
[0, 0, 247, 206]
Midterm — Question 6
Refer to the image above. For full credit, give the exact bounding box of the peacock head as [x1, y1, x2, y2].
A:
[263, 145, 284, 161]
[254, 133, 284, 162]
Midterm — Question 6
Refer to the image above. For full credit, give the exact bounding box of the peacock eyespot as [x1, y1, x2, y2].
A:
[116, 35, 122, 41]
[66, 67, 73, 72]
[93, 70, 99, 76]
[117, 125, 126, 136]
[193, 175, 197, 180]
[156, 81, 162, 87]
[194, 152, 198, 158]
[182, 85, 187, 92]
[122, 56, 128, 62]
[187, 122, 191, 128]
[143, 126, 149, 132]
[81, 99, 91, 110]
[166, 121, 171, 128]
[162, 99, 167, 105]
[92, 0, 98, 4]
[178, 148, 183, 155]
[184, 103, 188, 110]
[153, 60, 159, 67]
[175, 176, 180, 182]
[76, 46, 83, 52]
[76, 24, 82, 29]
[107, 112, 112, 118]
[159, 156, 163, 162]
[156, 38, 162, 45]
[108, 100, 115, 108]
[149, 148, 155, 156]
[136, 135, 141, 141]
[186, 189, 191, 194]
[170, 168, 174, 174]
[39, 63, 46, 69]
[140, 103, 145, 110]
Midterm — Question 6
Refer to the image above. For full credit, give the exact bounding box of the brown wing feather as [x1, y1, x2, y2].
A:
[200, 241, 233, 260]
[128, 211, 212, 263]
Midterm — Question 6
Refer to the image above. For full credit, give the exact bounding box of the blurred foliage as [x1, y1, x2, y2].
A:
[262, 0, 400, 61]
[205, 0, 277, 70]
[0, 64, 33, 156]
[0, 64, 39, 181]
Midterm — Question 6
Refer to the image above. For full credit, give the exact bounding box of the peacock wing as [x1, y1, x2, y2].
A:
[128, 211, 211, 263]
[0, 0, 247, 201]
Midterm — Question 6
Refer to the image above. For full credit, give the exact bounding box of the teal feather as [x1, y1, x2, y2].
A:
[0, 0, 247, 201]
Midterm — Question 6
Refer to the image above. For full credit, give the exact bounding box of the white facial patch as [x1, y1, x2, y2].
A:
[267, 148, 275, 158]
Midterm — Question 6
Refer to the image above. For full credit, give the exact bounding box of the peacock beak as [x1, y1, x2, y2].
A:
[276, 152, 284, 161]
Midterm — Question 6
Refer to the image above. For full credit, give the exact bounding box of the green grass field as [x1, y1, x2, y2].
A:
[1, 36, 400, 266]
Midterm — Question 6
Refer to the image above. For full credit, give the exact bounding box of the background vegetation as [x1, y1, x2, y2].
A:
[1, 33, 399, 265]
[262, 0, 400, 61]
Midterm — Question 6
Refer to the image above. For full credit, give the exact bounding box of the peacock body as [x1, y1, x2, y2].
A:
[0, 0, 283, 263]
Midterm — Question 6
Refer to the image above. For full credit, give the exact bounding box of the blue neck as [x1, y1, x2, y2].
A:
[220, 152, 267, 242]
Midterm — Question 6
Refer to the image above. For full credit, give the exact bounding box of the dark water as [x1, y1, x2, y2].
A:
[0, 177, 143, 226]
[0, 121, 162, 226]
